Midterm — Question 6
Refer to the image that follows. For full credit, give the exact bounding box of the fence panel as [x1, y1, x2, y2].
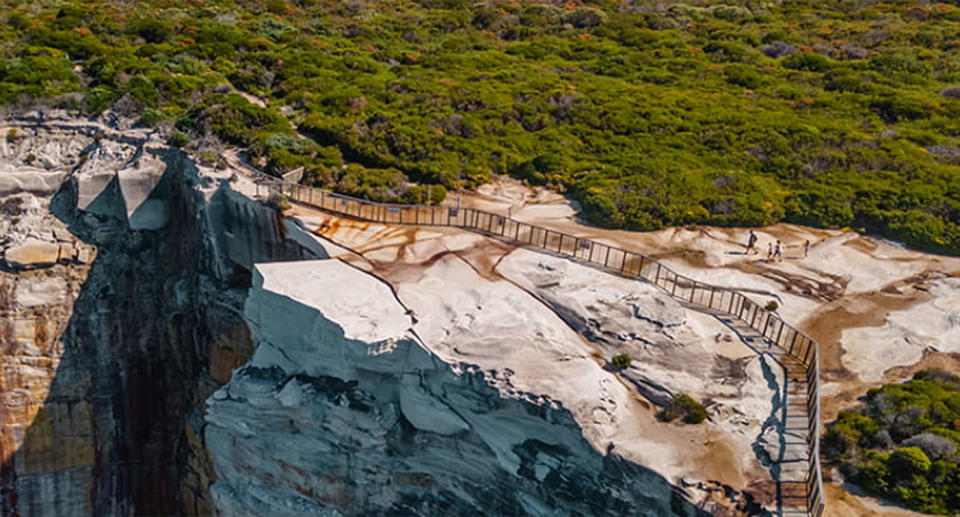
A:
[622, 252, 643, 277]
[574, 238, 592, 261]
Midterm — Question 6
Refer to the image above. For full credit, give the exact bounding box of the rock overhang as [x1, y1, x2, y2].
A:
[251, 260, 413, 345]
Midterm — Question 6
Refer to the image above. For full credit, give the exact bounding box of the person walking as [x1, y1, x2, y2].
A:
[746, 231, 758, 254]
[774, 240, 783, 262]
[766, 242, 773, 261]
[804, 239, 811, 258]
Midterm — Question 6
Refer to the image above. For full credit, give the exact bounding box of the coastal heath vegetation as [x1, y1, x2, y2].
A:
[825, 370, 960, 515]
[2, 0, 960, 253]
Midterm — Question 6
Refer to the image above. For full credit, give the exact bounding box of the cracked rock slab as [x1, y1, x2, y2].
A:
[4, 238, 61, 269]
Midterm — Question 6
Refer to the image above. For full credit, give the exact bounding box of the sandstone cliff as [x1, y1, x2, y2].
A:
[1, 112, 307, 516]
[206, 260, 703, 515]
[0, 112, 793, 516]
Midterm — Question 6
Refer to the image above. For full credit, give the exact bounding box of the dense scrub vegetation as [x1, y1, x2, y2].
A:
[2, 0, 960, 253]
[824, 370, 960, 514]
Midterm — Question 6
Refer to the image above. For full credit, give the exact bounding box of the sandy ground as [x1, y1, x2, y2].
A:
[439, 177, 960, 515]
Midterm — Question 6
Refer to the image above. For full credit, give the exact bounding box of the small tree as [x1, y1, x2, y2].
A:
[6, 128, 18, 142]
[765, 301, 779, 312]
[612, 353, 631, 370]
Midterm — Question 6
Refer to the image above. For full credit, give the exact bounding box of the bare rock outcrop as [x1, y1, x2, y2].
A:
[0, 111, 307, 517]
[1, 111, 795, 516]
[206, 260, 706, 516]
[263, 212, 786, 512]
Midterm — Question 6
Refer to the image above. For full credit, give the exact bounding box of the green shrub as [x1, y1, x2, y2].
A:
[660, 394, 708, 424]
[138, 108, 165, 127]
[825, 371, 960, 513]
[167, 131, 189, 148]
[271, 193, 291, 211]
[724, 64, 766, 89]
[127, 16, 174, 44]
[782, 52, 832, 72]
[611, 353, 631, 370]
[890, 446, 933, 477]
[870, 95, 939, 123]
[703, 41, 752, 63]
[401, 184, 447, 205]
[764, 301, 779, 311]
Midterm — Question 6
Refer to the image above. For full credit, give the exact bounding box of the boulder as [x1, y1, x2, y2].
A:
[4, 238, 61, 269]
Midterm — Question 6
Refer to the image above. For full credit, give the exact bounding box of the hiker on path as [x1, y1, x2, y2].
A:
[746, 231, 758, 254]
[766, 242, 773, 260]
[774, 240, 783, 262]
[804, 239, 811, 258]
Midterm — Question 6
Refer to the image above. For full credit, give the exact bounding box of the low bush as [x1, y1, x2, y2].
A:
[782, 52, 832, 72]
[824, 370, 960, 514]
[660, 394, 708, 424]
[167, 131, 189, 148]
[611, 353, 631, 370]
[724, 64, 766, 89]
[270, 193, 291, 211]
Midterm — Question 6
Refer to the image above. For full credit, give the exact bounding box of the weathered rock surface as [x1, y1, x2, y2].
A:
[206, 260, 706, 516]
[451, 175, 960, 515]
[243, 210, 785, 512]
[0, 111, 309, 517]
[497, 250, 781, 452]
[840, 276, 960, 382]
[3, 239, 62, 269]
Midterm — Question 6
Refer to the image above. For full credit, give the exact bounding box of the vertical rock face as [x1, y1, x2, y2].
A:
[0, 113, 308, 516]
[206, 261, 703, 516]
[0, 262, 93, 517]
